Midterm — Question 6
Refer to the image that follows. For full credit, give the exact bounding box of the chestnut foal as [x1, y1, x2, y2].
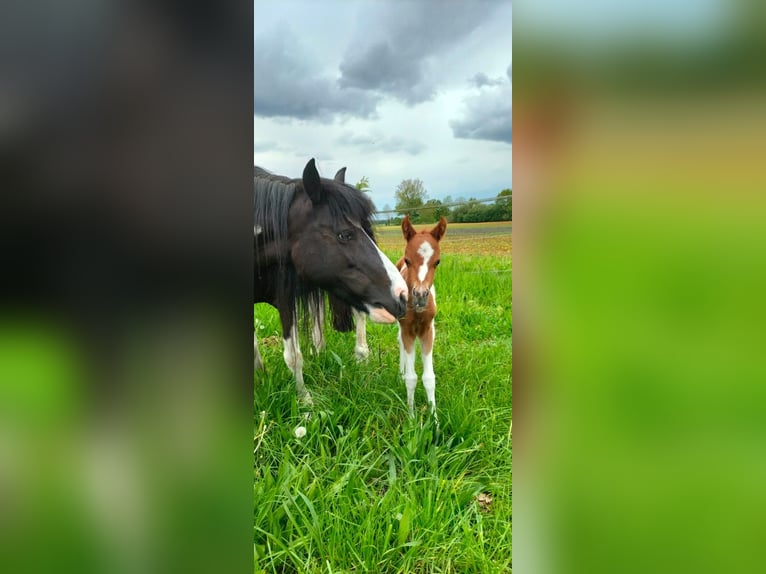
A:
[397, 215, 447, 417]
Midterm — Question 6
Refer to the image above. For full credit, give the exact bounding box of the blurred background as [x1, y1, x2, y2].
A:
[4, 0, 766, 571]
[514, 1, 766, 573]
[0, 2, 252, 572]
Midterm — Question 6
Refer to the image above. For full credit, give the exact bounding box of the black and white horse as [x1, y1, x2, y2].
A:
[254, 158, 407, 403]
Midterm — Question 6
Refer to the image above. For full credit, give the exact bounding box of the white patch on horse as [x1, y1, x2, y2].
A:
[417, 241, 434, 283]
[254, 225, 263, 236]
[363, 231, 408, 300]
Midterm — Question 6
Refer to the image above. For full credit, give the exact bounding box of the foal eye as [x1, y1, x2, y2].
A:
[404, 258, 411, 266]
[434, 259, 441, 267]
[337, 229, 353, 242]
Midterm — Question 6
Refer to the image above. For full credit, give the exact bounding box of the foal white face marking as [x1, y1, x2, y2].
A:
[417, 241, 434, 283]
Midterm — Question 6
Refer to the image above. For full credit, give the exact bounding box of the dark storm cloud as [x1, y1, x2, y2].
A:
[339, 0, 503, 104]
[254, 27, 379, 121]
[336, 131, 426, 156]
[450, 63, 512, 144]
[470, 72, 506, 88]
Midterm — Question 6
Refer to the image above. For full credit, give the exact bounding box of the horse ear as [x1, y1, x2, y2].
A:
[303, 158, 323, 204]
[402, 215, 416, 241]
[334, 167, 347, 183]
[430, 216, 447, 241]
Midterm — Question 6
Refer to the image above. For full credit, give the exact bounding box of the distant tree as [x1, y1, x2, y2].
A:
[496, 188, 512, 220]
[449, 189, 512, 223]
[422, 198, 450, 222]
[394, 178, 428, 221]
[355, 176, 371, 192]
[451, 198, 480, 223]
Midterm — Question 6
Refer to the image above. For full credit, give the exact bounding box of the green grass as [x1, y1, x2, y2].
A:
[255, 228, 511, 573]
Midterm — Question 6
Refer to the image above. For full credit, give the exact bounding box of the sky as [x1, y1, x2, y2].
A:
[254, 0, 512, 212]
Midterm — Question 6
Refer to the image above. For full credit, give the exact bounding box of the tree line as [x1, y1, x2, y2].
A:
[356, 177, 511, 224]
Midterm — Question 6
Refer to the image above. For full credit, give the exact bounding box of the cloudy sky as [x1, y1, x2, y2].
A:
[254, 0, 512, 212]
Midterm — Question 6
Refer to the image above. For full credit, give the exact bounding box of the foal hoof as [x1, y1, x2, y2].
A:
[354, 344, 370, 362]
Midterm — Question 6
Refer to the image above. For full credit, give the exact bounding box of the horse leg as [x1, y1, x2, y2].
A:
[352, 309, 369, 361]
[398, 326, 417, 417]
[254, 333, 263, 371]
[310, 298, 325, 355]
[419, 321, 437, 417]
[283, 322, 312, 405]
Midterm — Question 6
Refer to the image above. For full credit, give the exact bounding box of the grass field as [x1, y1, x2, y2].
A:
[254, 221, 512, 573]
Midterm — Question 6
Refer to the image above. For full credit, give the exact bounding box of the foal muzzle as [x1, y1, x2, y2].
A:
[412, 287, 430, 312]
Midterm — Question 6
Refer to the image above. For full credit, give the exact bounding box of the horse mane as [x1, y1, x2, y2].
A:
[254, 166, 377, 250]
[254, 166, 296, 266]
[254, 164, 378, 335]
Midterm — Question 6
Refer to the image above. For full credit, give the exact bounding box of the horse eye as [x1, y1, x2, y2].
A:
[434, 259, 441, 267]
[337, 230, 353, 242]
[404, 258, 411, 266]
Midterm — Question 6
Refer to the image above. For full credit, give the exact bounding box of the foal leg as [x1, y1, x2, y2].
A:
[419, 322, 437, 416]
[283, 323, 312, 405]
[398, 326, 417, 417]
[254, 333, 263, 371]
[352, 309, 369, 361]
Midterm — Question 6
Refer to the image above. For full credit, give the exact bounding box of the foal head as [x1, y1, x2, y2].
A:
[401, 215, 447, 312]
[289, 159, 407, 323]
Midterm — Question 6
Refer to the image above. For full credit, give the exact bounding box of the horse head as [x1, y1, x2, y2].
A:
[288, 159, 407, 323]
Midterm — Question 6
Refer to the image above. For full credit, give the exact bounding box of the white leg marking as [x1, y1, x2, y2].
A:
[310, 299, 325, 354]
[417, 241, 434, 282]
[421, 347, 436, 413]
[398, 327, 406, 376]
[353, 309, 369, 361]
[254, 333, 263, 371]
[283, 324, 312, 405]
[418, 324, 437, 420]
[398, 328, 417, 417]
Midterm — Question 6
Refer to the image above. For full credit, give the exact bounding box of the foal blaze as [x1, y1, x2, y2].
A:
[397, 215, 447, 417]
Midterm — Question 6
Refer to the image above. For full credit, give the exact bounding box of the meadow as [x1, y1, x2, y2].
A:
[254, 221, 512, 573]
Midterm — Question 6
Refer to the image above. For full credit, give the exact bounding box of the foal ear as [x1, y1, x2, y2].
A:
[402, 214, 416, 241]
[430, 216, 447, 241]
[303, 158, 323, 204]
[334, 167, 347, 183]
